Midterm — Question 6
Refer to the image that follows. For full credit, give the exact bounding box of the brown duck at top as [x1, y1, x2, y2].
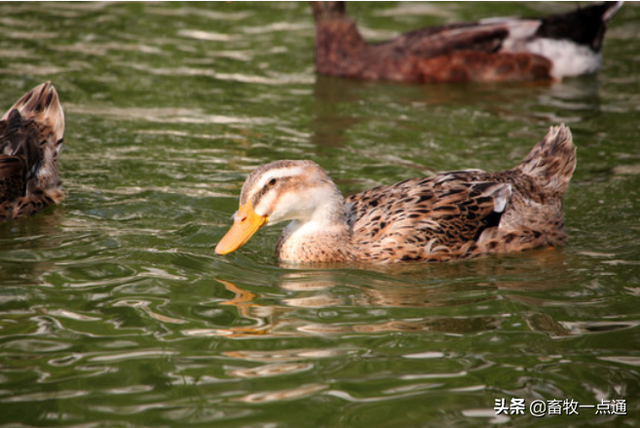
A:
[310, 1, 622, 83]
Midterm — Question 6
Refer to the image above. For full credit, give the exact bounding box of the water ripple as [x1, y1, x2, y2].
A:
[0, 2, 638, 427]
[1, 389, 89, 403]
[65, 104, 270, 125]
[88, 350, 179, 363]
[235, 383, 328, 403]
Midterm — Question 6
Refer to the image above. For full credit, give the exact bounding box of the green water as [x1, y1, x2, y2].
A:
[0, 2, 638, 427]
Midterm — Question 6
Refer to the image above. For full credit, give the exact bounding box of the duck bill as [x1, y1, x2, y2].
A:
[215, 202, 268, 255]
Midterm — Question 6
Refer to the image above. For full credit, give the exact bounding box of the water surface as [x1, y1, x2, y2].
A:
[0, 2, 638, 427]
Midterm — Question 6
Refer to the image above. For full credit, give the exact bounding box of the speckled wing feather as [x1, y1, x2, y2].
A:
[345, 125, 575, 262]
[345, 171, 512, 262]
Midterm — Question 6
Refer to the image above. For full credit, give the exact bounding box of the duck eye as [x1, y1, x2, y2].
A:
[267, 178, 277, 187]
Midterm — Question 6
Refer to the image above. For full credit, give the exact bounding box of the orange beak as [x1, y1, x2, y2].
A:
[215, 202, 268, 255]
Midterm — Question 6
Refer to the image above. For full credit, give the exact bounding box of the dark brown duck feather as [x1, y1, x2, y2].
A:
[311, 1, 622, 83]
[0, 82, 65, 221]
[216, 125, 576, 264]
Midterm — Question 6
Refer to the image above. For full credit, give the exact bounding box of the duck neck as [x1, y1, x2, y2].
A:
[275, 192, 355, 263]
[315, 17, 367, 76]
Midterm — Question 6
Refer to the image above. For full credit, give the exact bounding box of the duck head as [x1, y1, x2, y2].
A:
[215, 160, 343, 255]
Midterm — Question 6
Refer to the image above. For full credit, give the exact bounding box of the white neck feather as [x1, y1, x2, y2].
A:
[274, 183, 351, 253]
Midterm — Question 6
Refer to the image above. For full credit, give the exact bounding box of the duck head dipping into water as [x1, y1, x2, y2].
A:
[310, 2, 622, 83]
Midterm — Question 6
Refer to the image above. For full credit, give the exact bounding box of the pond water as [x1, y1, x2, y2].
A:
[0, 2, 638, 427]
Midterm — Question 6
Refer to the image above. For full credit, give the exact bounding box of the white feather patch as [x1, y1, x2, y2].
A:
[524, 38, 602, 79]
[493, 184, 512, 213]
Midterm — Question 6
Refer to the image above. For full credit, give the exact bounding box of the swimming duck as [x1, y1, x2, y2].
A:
[0, 82, 65, 221]
[311, 1, 622, 83]
[216, 125, 576, 264]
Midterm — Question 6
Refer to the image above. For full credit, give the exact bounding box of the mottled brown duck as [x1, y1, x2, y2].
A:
[216, 125, 576, 264]
[311, 1, 622, 83]
[0, 82, 65, 221]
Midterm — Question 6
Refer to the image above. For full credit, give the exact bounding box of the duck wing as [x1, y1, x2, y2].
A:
[385, 21, 516, 58]
[368, 20, 553, 82]
[345, 171, 512, 262]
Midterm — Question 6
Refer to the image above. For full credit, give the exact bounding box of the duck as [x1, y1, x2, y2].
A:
[215, 125, 576, 264]
[310, 1, 622, 83]
[0, 82, 65, 221]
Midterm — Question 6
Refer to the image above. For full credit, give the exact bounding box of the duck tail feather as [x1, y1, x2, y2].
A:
[536, 2, 623, 52]
[2, 82, 65, 145]
[602, 1, 624, 26]
[516, 124, 576, 195]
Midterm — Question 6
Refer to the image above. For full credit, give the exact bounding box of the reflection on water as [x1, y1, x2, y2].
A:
[204, 247, 623, 339]
[0, 1, 639, 427]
